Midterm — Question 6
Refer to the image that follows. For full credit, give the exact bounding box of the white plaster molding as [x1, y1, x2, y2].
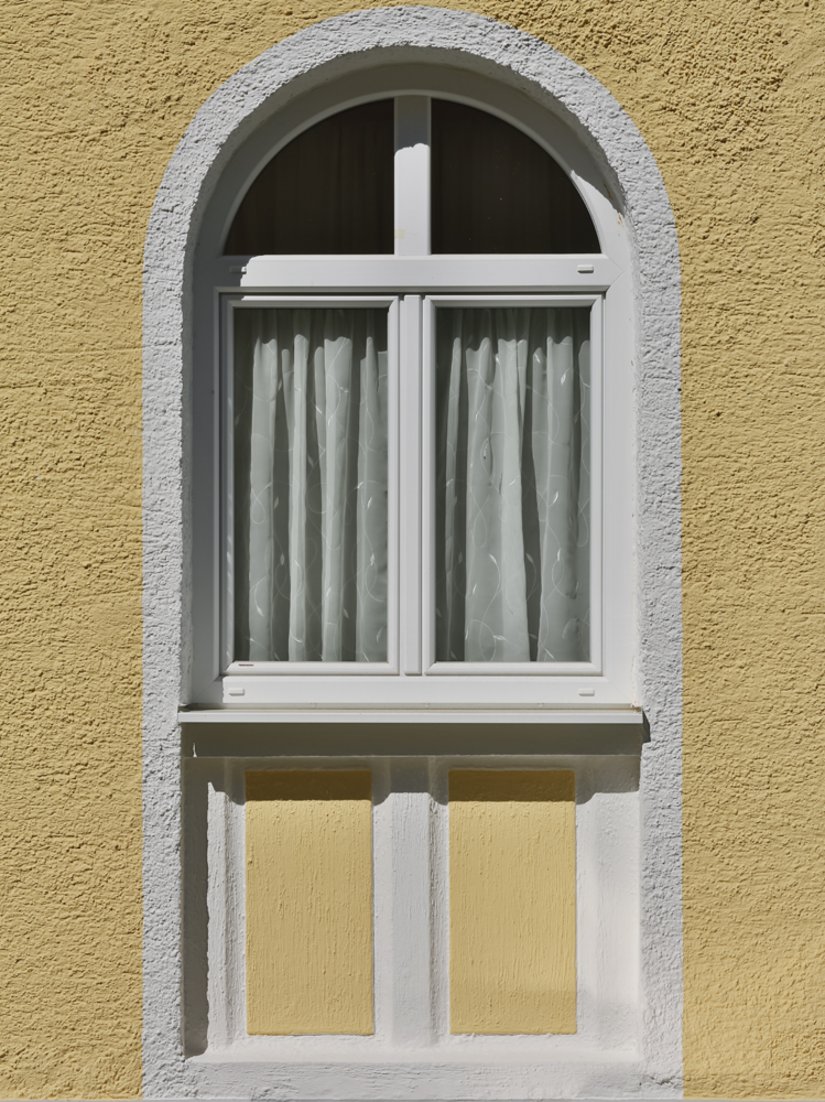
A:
[143, 7, 682, 1098]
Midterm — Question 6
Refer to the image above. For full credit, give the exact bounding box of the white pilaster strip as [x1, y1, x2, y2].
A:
[386, 759, 435, 1045]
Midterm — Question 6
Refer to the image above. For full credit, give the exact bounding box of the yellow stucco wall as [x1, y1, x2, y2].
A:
[0, 1, 822, 1098]
[245, 771, 375, 1036]
[449, 771, 577, 1035]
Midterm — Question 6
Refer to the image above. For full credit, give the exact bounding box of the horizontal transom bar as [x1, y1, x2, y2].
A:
[211, 254, 619, 292]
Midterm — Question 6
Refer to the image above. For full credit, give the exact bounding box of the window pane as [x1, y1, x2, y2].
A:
[435, 306, 590, 662]
[224, 100, 394, 254]
[431, 99, 600, 254]
[232, 307, 388, 662]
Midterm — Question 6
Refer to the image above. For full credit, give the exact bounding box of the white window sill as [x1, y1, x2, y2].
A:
[178, 705, 645, 725]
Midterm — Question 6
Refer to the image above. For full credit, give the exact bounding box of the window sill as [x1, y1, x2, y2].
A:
[178, 705, 645, 726]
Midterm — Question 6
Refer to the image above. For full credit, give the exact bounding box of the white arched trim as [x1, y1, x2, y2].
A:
[143, 8, 682, 1099]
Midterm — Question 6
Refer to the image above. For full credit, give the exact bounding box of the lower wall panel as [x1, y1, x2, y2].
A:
[245, 770, 374, 1035]
[449, 769, 577, 1035]
[202, 755, 617, 1073]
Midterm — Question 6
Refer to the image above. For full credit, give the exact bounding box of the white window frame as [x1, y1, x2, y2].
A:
[222, 293, 402, 678]
[188, 69, 638, 718]
[420, 293, 603, 678]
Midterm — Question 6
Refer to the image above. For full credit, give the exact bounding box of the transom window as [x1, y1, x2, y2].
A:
[192, 81, 634, 711]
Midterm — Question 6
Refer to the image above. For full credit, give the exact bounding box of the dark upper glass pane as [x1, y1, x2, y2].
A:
[431, 99, 600, 254]
[224, 99, 394, 254]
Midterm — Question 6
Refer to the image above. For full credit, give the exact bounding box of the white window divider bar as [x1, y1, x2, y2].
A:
[218, 255, 618, 292]
[394, 96, 431, 257]
[399, 294, 423, 675]
[420, 296, 436, 671]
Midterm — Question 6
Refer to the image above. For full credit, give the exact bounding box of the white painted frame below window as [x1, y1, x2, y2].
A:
[185, 752, 640, 1067]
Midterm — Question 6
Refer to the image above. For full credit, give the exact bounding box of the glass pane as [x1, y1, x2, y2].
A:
[225, 100, 394, 254]
[435, 306, 590, 662]
[431, 99, 600, 254]
[232, 307, 388, 662]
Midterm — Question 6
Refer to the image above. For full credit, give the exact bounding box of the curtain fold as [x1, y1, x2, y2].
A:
[233, 307, 388, 662]
[436, 306, 590, 662]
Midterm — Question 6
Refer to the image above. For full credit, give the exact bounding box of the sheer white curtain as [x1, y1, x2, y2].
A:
[436, 307, 590, 662]
[232, 307, 388, 662]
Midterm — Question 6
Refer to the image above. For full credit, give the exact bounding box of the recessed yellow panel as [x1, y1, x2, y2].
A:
[449, 769, 576, 1035]
[245, 770, 374, 1035]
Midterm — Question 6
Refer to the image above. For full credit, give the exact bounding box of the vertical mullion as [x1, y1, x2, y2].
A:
[589, 296, 604, 674]
[420, 297, 435, 671]
[399, 294, 423, 675]
[387, 298, 401, 673]
[222, 298, 235, 675]
[394, 96, 430, 257]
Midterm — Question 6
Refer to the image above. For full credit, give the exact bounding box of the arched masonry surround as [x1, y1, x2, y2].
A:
[142, 8, 682, 1098]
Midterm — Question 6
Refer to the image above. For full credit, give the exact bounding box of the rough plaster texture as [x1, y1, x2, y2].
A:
[449, 770, 577, 1035]
[245, 771, 375, 1036]
[0, 0, 820, 1099]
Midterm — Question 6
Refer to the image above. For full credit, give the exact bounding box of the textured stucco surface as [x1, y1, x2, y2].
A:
[0, 2, 823, 1101]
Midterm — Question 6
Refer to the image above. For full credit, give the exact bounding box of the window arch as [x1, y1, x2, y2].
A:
[223, 95, 600, 255]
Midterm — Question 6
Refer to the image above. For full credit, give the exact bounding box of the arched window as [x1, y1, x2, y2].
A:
[144, 16, 681, 1099]
[190, 69, 635, 715]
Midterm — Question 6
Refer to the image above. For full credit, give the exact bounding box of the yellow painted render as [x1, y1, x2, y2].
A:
[245, 770, 374, 1036]
[0, 0, 822, 1098]
[449, 770, 576, 1035]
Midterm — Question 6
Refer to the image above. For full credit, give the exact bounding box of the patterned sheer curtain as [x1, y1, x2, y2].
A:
[435, 307, 590, 663]
[232, 304, 588, 666]
[232, 307, 388, 662]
